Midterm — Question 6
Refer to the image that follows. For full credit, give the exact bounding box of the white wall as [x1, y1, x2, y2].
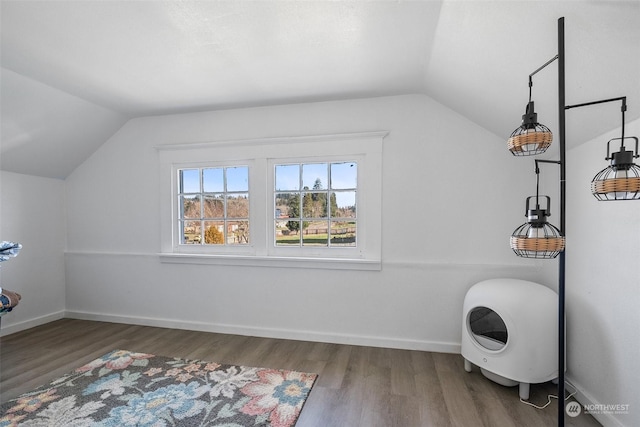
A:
[64, 94, 547, 352]
[0, 171, 66, 335]
[7, 93, 636, 425]
[565, 117, 640, 427]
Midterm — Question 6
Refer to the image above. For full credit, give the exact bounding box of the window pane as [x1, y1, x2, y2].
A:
[275, 192, 300, 219]
[227, 194, 249, 218]
[333, 191, 356, 218]
[180, 169, 200, 193]
[303, 221, 329, 246]
[180, 195, 201, 219]
[276, 220, 301, 246]
[203, 168, 224, 193]
[203, 194, 224, 218]
[178, 165, 252, 247]
[273, 160, 358, 249]
[331, 220, 356, 247]
[204, 221, 225, 244]
[275, 164, 300, 191]
[181, 220, 202, 244]
[331, 162, 357, 189]
[227, 220, 250, 245]
[302, 192, 328, 218]
[227, 166, 249, 192]
[302, 163, 327, 190]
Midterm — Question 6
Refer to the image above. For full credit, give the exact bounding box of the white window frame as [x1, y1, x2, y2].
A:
[157, 131, 385, 270]
[172, 160, 256, 256]
[268, 156, 363, 259]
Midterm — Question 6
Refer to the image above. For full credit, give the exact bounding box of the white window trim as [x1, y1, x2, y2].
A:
[267, 155, 363, 259]
[170, 159, 257, 256]
[157, 131, 386, 270]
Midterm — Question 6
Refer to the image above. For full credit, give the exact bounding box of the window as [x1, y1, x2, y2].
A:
[158, 131, 385, 270]
[177, 166, 249, 246]
[274, 162, 357, 247]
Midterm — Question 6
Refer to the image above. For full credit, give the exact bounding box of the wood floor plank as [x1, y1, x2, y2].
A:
[0, 319, 602, 426]
[413, 351, 452, 426]
[359, 363, 392, 427]
[313, 343, 351, 389]
[390, 348, 417, 397]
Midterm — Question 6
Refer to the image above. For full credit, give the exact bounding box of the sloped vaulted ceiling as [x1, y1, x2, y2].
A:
[1, 0, 639, 179]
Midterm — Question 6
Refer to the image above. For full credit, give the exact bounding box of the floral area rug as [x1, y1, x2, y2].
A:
[1, 349, 318, 426]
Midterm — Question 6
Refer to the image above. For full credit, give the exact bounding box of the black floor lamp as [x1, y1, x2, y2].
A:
[507, 17, 639, 427]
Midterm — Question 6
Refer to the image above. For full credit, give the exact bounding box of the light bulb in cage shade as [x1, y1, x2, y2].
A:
[510, 196, 565, 259]
[508, 101, 553, 156]
[591, 137, 640, 201]
[527, 226, 547, 239]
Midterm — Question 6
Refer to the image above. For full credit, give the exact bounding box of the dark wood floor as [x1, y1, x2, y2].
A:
[0, 319, 599, 426]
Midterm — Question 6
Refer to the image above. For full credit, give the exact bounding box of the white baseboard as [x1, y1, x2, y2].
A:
[0, 311, 66, 337]
[64, 310, 460, 354]
[566, 375, 627, 427]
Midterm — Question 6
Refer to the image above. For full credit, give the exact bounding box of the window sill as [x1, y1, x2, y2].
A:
[158, 253, 381, 271]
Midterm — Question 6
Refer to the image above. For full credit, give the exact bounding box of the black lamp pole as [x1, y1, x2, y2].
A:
[557, 16, 567, 427]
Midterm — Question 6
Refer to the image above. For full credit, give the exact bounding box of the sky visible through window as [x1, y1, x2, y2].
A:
[180, 166, 249, 193]
[275, 162, 357, 207]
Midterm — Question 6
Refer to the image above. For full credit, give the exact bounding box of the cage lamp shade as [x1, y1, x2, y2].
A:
[591, 137, 640, 201]
[510, 196, 565, 259]
[508, 101, 553, 156]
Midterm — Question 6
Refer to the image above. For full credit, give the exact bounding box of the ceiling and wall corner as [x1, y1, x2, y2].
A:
[1, 1, 638, 180]
[1, 68, 129, 179]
